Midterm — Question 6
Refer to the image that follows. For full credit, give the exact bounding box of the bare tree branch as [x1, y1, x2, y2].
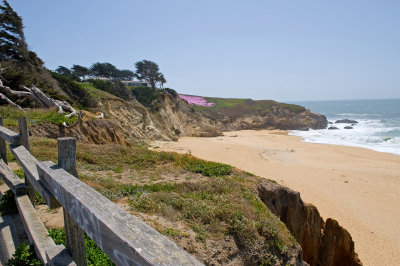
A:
[0, 92, 24, 109]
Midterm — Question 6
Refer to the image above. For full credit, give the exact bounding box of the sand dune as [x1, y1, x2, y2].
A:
[152, 130, 400, 266]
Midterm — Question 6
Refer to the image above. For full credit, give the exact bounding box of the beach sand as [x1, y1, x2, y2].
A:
[152, 130, 400, 266]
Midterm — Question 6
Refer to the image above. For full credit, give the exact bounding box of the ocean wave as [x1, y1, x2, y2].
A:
[335, 113, 383, 117]
[290, 123, 400, 156]
[292, 99, 400, 155]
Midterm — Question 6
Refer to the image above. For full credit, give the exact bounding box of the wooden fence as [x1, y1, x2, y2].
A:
[0, 117, 202, 266]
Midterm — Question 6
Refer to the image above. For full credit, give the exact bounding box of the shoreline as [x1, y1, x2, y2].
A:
[289, 130, 400, 157]
[152, 129, 400, 266]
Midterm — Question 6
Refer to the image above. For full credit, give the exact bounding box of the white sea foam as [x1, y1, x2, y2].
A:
[290, 99, 400, 156]
[336, 113, 383, 117]
[290, 118, 400, 156]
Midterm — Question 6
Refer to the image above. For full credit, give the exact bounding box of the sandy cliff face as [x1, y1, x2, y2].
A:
[27, 92, 327, 144]
[257, 180, 362, 266]
[103, 93, 327, 142]
[29, 119, 126, 145]
[102, 95, 223, 142]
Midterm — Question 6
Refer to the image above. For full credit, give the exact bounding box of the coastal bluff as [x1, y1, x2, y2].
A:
[96, 92, 328, 143]
[7, 91, 327, 145]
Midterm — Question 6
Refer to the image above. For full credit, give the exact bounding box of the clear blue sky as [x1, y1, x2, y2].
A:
[9, 0, 400, 101]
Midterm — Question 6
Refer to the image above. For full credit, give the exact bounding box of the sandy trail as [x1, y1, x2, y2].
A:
[152, 130, 400, 266]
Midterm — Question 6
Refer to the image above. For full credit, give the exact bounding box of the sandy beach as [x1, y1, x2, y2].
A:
[152, 130, 400, 266]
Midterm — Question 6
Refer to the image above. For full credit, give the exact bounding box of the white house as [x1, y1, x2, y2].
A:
[121, 80, 151, 87]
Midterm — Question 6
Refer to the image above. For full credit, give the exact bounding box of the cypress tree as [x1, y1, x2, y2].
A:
[0, 0, 28, 61]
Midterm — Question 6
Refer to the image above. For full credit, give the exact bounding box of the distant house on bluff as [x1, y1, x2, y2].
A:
[121, 80, 151, 87]
[92, 77, 151, 87]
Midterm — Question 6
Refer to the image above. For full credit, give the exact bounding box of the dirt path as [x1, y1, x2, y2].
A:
[152, 130, 400, 266]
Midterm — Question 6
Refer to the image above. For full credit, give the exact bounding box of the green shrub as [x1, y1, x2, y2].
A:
[35, 191, 45, 205]
[51, 72, 97, 108]
[162, 88, 178, 97]
[130, 86, 157, 107]
[48, 228, 114, 266]
[96, 179, 177, 201]
[175, 155, 232, 176]
[13, 169, 25, 179]
[88, 79, 132, 100]
[77, 82, 117, 101]
[7, 243, 41, 266]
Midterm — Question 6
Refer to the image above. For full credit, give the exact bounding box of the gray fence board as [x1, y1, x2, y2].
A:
[15, 194, 75, 266]
[0, 159, 27, 195]
[0, 126, 21, 145]
[0, 118, 7, 164]
[37, 161, 203, 266]
[10, 145, 60, 209]
[58, 137, 87, 266]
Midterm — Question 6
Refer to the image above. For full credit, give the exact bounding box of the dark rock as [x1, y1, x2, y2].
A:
[328, 126, 339, 130]
[319, 219, 362, 266]
[257, 180, 362, 266]
[328, 122, 333, 124]
[344, 126, 353, 129]
[335, 119, 358, 124]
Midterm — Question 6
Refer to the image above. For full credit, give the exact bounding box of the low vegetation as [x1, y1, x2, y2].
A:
[24, 137, 298, 264]
[51, 72, 97, 109]
[130, 85, 158, 107]
[77, 82, 118, 101]
[184, 95, 306, 120]
[0, 106, 78, 127]
[7, 243, 41, 266]
[87, 79, 133, 100]
[49, 228, 114, 266]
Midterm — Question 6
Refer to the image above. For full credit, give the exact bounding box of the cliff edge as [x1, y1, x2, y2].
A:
[257, 180, 362, 266]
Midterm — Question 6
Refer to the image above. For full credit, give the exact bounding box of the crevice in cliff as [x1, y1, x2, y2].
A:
[257, 180, 362, 266]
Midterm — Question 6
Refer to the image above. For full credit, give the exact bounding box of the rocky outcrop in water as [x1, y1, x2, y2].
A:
[335, 119, 358, 124]
[257, 180, 362, 266]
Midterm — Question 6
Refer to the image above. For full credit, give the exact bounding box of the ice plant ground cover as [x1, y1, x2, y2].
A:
[178, 94, 215, 107]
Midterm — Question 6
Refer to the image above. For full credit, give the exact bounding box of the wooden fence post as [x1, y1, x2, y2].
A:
[58, 137, 87, 266]
[0, 117, 7, 164]
[18, 117, 35, 203]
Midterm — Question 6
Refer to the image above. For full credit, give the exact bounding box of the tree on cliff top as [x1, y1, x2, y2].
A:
[0, 0, 63, 97]
[134, 60, 165, 90]
[90, 62, 119, 79]
[71, 64, 90, 81]
[0, 0, 28, 61]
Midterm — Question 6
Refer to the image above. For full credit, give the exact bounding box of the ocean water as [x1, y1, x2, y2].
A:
[289, 99, 400, 155]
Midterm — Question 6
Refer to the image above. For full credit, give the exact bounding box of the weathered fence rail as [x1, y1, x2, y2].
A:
[0, 117, 202, 266]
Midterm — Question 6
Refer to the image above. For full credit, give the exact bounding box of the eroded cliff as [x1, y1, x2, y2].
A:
[100, 92, 327, 143]
[257, 180, 362, 266]
[24, 91, 327, 144]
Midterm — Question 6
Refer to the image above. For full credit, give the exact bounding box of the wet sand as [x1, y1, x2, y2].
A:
[152, 130, 400, 266]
